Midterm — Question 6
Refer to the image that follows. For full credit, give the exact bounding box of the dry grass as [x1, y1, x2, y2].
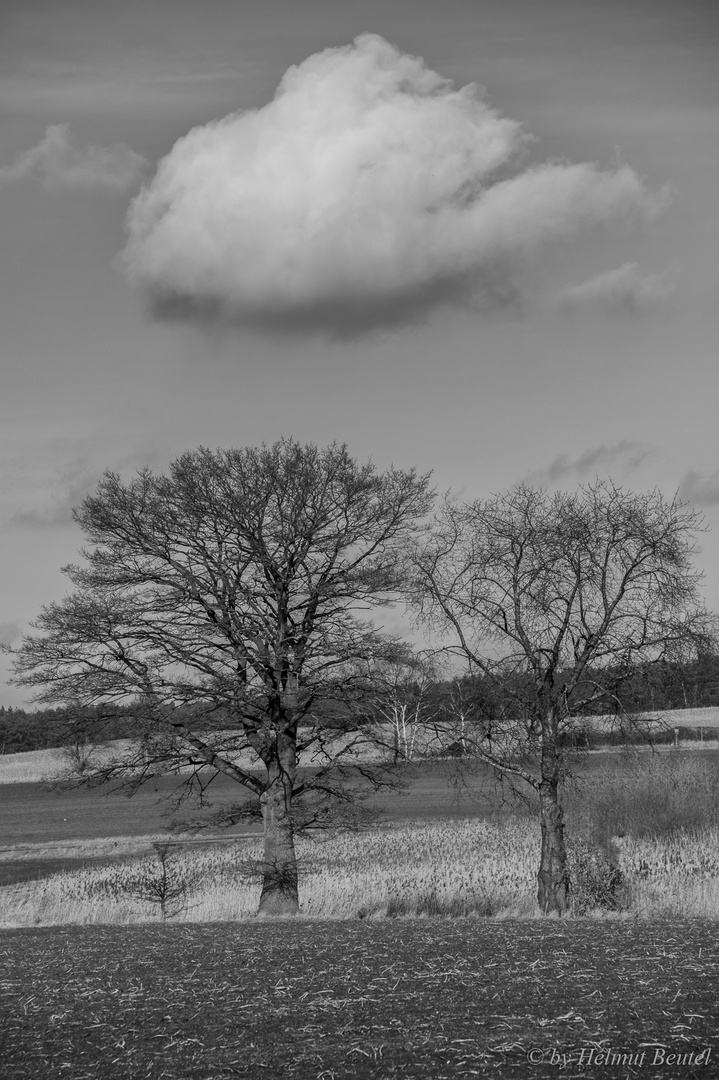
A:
[580, 705, 719, 733]
[3, 742, 719, 929]
[0, 741, 140, 784]
[0, 747, 76, 784]
[2, 816, 719, 927]
[0, 735, 381, 785]
[617, 827, 719, 918]
[0, 818, 537, 926]
[566, 753, 719, 843]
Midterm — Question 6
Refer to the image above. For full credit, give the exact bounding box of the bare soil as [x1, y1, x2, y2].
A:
[1, 919, 716, 1079]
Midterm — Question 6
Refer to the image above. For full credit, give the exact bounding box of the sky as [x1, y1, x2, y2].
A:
[1, 0, 718, 705]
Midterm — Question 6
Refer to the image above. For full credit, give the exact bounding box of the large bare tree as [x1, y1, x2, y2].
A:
[9, 439, 432, 914]
[412, 481, 714, 914]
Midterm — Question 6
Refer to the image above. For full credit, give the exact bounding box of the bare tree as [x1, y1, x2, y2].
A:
[372, 646, 438, 762]
[412, 481, 714, 914]
[8, 439, 432, 915]
[125, 841, 199, 921]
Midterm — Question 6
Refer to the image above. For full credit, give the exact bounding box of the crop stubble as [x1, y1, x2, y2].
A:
[1, 919, 716, 1079]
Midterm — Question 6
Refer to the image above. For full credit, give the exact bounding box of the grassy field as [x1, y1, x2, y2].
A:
[3, 815, 719, 927]
[2, 745, 717, 845]
[1, 919, 717, 1079]
[0, 743, 134, 784]
[0, 818, 537, 925]
[0, 746, 70, 784]
[584, 705, 719, 731]
[2, 750, 719, 1077]
[0, 757, 499, 849]
[2, 751, 719, 918]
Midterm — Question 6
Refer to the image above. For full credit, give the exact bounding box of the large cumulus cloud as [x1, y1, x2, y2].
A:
[121, 33, 667, 336]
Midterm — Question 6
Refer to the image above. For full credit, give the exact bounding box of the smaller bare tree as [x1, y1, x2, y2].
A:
[63, 731, 97, 777]
[124, 841, 200, 921]
[412, 481, 715, 915]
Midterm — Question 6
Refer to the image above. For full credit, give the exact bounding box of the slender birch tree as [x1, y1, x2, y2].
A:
[372, 647, 438, 762]
[412, 481, 714, 914]
[9, 439, 432, 915]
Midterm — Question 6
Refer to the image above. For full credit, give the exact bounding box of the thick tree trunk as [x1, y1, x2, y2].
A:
[258, 755, 299, 916]
[537, 779, 569, 915]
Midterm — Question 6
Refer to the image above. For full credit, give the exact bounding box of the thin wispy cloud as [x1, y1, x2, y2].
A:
[557, 263, 676, 314]
[529, 441, 651, 485]
[121, 33, 668, 337]
[0, 124, 147, 192]
[0, 622, 22, 648]
[154, 69, 242, 85]
[12, 460, 101, 528]
[9, 442, 170, 530]
[680, 469, 719, 508]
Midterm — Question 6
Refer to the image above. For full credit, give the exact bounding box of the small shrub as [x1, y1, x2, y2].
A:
[385, 884, 508, 919]
[63, 735, 97, 776]
[120, 842, 200, 920]
[386, 894, 411, 917]
[567, 838, 628, 915]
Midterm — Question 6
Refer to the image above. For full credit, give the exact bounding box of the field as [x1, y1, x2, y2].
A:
[2, 919, 717, 1079]
[4, 813, 719, 926]
[2, 751, 719, 918]
[584, 705, 719, 732]
[0, 743, 135, 785]
[2, 747, 719, 1077]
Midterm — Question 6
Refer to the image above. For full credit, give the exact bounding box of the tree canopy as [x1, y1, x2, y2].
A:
[10, 439, 433, 913]
[412, 481, 715, 912]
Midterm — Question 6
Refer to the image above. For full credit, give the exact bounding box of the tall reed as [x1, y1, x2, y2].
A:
[2, 816, 719, 927]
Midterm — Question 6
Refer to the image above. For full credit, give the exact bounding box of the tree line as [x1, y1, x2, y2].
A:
[6, 653, 718, 757]
[4, 439, 716, 915]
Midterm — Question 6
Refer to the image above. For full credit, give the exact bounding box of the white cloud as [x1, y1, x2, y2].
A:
[0, 124, 147, 192]
[121, 33, 668, 336]
[557, 262, 676, 313]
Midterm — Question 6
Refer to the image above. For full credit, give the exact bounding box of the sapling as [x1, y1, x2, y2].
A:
[124, 841, 198, 921]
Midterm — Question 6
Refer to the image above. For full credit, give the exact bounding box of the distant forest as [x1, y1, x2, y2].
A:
[2, 655, 719, 755]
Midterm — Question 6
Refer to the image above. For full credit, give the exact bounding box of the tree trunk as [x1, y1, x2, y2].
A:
[258, 758, 299, 916]
[537, 779, 569, 915]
